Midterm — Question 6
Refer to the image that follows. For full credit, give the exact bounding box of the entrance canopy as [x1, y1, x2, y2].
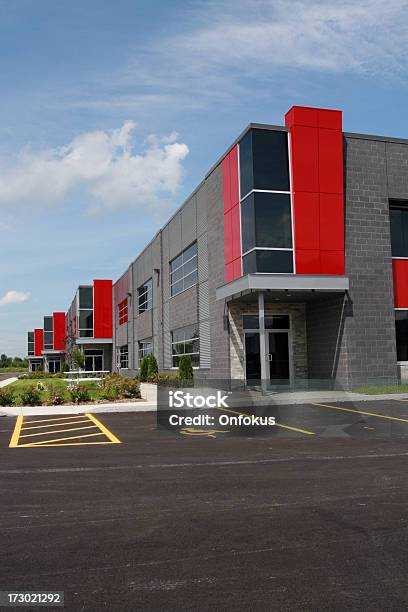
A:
[216, 274, 349, 303]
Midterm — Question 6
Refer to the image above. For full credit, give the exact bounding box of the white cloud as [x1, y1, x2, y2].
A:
[0, 122, 189, 213]
[0, 290, 31, 306]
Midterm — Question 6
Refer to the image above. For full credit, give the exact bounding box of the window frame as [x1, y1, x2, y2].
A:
[170, 242, 198, 297]
[118, 298, 128, 325]
[118, 345, 129, 369]
[138, 338, 153, 361]
[138, 279, 153, 314]
[171, 324, 200, 368]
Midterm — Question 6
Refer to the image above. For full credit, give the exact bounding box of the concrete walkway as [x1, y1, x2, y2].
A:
[0, 377, 17, 388]
[0, 400, 156, 417]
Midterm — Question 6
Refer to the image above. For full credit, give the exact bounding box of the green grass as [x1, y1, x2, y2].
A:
[353, 384, 408, 395]
[0, 367, 27, 373]
[7, 379, 101, 405]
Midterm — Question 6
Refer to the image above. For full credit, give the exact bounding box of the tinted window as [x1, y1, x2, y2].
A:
[396, 311, 408, 361]
[79, 311, 93, 329]
[390, 204, 408, 257]
[239, 130, 253, 199]
[254, 193, 292, 249]
[28, 332, 34, 342]
[243, 250, 293, 274]
[44, 331, 53, 349]
[44, 316, 53, 331]
[241, 194, 255, 253]
[243, 315, 259, 329]
[265, 315, 290, 329]
[252, 129, 289, 192]
[79, 287, 93, 309]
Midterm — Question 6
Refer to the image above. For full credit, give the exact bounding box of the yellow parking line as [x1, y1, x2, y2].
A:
[22, 415, 88, 425]
[217, 406, 315, 435]
[312, 403, 408, 423]
[86, 413, 121, 444]
[21, 419, 90, 431]
[9, 416, 23, 448]
[18, 432, 106, 447]
[19, 425, 98, 438]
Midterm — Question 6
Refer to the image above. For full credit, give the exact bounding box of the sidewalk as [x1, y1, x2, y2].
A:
[0, 400, 156, 417]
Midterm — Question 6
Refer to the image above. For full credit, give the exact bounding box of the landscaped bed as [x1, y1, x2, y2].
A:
[0, 374, 141, 407]
[353, 384, 408, 395]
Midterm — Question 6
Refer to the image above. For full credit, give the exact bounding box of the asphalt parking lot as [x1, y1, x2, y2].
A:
[2, 401, 408, 611]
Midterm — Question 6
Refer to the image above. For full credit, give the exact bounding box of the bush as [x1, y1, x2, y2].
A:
[72, 349, 85, 370]
[0, 387, 14, 406]
[46, 383, 65, 406]
[156, 373, 182, 387]
[100, 374, 140, 401]
[178, 355, 193, 381]
[139, 356, 149, 382]
[68, 383, 90, 404]
[19, 372, 59, 380]
[19, 385, 42, 406]
[147, 354, 158, 381]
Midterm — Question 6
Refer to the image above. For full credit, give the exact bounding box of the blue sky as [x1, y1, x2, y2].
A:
[1, 0, 408, 356]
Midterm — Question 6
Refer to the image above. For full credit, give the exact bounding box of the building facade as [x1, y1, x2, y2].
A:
[27, 312, 65, 372]
[112, 104, 408, 390]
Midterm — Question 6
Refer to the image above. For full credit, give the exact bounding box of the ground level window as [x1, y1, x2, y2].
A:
[48, 359, 61, 373]
[396, 311, 408, 361]
[171, 324, 200, 367]
[138, 339, 153, 360]
[84, 349, 104, 372]
[118, 345, 129, 369]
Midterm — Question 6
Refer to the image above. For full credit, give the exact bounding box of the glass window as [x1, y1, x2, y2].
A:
[239, 129, 290, 198]
[243, 315, 290, 330]
[241, 192, 292, 253]
[396, 311, 408, 361]
[118, 345, 129, 369]
[118, 298, 128, 325]
[243, 315, 259, 330]
[171, 324, 200, 367]
[79, 286, 93, 309]
[28, 331, 35, 356]
[138, 338, 153, 360]
[390, 203, 408, 257]
[43, 331, 53, 350]
[243, 250, 293, 274]
[44, 316, 53, 332]
[170, 243, 198, 296]
[79, 310, 93, 330]
[138, 279, 153, 313]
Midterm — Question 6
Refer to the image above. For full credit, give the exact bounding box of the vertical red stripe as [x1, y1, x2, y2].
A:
[222, 145, 241, 282]
[286, 105, 344, 275]
[34, 328, 43, 356]
[393, 260, 408, 307]
[53, 312, 66, 350]
[93, 279, 113, 338]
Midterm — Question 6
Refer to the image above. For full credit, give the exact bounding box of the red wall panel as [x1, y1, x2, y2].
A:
[53, 312, 65, 350]
[222, 145, 242, 282]
[285, 105, 344, 276]
[34, 328, 43, 357]
[393, 260, 408, 308]
[93, 279, 113, 338]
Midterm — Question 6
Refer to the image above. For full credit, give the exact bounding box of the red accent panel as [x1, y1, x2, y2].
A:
[295, 250, 320, 274]
[319, 193, 344, 252]
[34, 328, 43, 357]
[393, 260, 408, 307]
[290, 126, 319, 192]
[285, 105, 344, 276]
[320, 250, 344, 275]
[93, 279, 113, 338]
[53, 312, 65, 351]
[222, 145, 242, 282]
[293, 192, 319, 250]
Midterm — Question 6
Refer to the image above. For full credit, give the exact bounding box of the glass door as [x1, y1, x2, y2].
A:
[267, 332, 290, 386]
[84, 350, 104, 371]
[244, 332, 261, 384]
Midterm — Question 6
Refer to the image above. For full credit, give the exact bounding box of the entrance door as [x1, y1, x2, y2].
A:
[267, 332, 290, 386]
[244, 332, 261, 383]
[48, 360, 61, 373]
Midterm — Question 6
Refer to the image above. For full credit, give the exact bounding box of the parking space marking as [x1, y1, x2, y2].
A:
[312, 402, 408, 423]
[9, 413, 121, 448]
[218, 406, 315, 435]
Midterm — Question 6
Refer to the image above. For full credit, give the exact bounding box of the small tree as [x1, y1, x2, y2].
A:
[178, 355, 193, 381]
[139, 356, 149, 382]
[72, 349, 85, 370]
[147, 354, 158, 381]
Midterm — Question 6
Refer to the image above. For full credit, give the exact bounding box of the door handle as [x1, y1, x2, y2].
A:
[267, 354, 273, 362]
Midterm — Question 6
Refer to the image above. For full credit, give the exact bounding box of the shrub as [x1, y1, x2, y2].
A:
[46, 383, 65, 406]
[19, 372, 61, 380]
[139, 356, 149, 382]
[178, 355, 193, 381]
[72, 349, 85, 370]
[68, 383, 90, 404]
[156, 373, 182, 387]
[147, 354, 158, 381]
[0, 387, 14, 406]
[100, 374, 140, 401]
[19, 385, 42, 406]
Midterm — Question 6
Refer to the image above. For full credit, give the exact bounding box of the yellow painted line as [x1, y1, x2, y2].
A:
[9, 415, 23, 448]
[217, 406, 315, 435]
[19, 442, 118, 447]
[18, 432, 106, 447]
[19, 425, 98, 438]
[21, 415, 88, 425]
[21, 418, 90, 431]
[312, 403, 408, 424]
[86, 413, 121, 444]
